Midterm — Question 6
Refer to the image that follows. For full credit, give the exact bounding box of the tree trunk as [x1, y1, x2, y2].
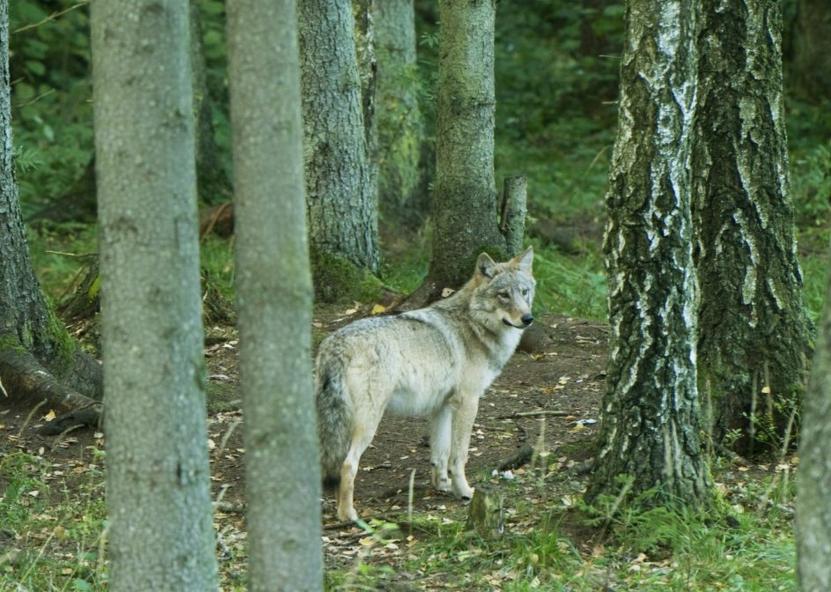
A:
[586, 0, 710, 506]
[91, 1, 218, 590]
[189, 0, 226, 203]
[0, 0, 101, 424]
[299, 0, 380, 276]
[374, 0, 426, 228]
[227, 0, 324, 589]
[796, 263, 831, 592]
[426, 0, 506, 294]
[791, 0, 831, 102]
[693, 0, 811, 450]
[353, 0, 379, 197]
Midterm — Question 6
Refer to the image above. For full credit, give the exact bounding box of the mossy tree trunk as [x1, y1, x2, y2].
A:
[412, 0, 507, 303]
[586, 0, 711, 506]
[0, 0, 101, 426]
[796, 261, 831, 592]
[791, 0, 831, 102]
[299, 0, 380, 277]
[227, 0, 324, 588]
[91, 0, 218, 589]
[693, 0, 810, 449]
[374, 0, 426, 228]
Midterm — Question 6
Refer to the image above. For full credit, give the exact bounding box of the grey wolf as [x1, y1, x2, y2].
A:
[316, 248, 536, 521]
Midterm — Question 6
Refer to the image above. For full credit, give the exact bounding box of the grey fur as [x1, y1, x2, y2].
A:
[316, 248, 535, 520]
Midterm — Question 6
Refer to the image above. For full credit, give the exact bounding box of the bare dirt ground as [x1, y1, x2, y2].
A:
[1, 311, 609, 588]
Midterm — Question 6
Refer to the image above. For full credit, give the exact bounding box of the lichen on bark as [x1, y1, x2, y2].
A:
[587, 0, 711, 507]
[693, 0, 810, 449]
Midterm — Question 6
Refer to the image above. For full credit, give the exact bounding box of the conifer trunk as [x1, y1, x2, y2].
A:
[796, 266, 831, 592]
[693, 0, 810, 448]
[587, 0, 710, 506]
[228, 0, 324, 588]
[374, 0, 425, 227]
[427, 0, 506, 293]
[0, 0, 101, 419]
[299, 0, 379, 274]
[91, 1, 218, 589]
[792, 0, 831, 101]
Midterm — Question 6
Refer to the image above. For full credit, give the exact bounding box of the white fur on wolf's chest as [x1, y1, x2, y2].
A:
[385, 325, 522, 417]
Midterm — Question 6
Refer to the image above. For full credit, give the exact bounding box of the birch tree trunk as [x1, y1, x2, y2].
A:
[91, 1, 218, 589]
[796, 265, 831, 592]
[299, 0, 379, 276]
[374, 0, 425, 227]
[693, 0, 810, 449]
[0, 0, 101, 425]
[587, 0, 710, 506]
[227, 0, 324, 589]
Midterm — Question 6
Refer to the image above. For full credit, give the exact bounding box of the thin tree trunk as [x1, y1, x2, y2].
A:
[189, 0, 226, 202]
[91, 1, 218, 589]
[427, 0, 506, 294]
[694, 0, 810, 449]
[796, 266, 831, 591]
[374, 0, 426, 228]
[299, 0, 379, 275]
[791, 0, 831, 101]
[227, 0, 324, 589]
[587, 0, 710, 506]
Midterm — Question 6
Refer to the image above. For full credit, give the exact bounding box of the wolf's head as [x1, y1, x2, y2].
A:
[469, 247, 536, 331]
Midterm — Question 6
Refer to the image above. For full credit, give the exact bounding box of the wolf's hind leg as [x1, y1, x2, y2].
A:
[430, 406, 452, 492]
[449, 393, 480, 499]
[337, 415, 381, 522]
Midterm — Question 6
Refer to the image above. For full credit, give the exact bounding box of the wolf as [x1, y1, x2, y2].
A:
[315, 247, 536, 521]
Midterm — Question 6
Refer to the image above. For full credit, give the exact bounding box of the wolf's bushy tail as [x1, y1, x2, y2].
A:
[316, 354, 351, 489]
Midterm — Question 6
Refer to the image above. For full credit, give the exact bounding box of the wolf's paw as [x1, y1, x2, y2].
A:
[453, 482, 474, 500]
[433, 477, 452, 493]
[337, 505, 359, 522]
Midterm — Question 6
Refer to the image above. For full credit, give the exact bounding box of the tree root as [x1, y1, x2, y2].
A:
[0, 348, 102, 434]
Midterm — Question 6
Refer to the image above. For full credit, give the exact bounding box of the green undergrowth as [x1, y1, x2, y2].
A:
[325, 470, 796, 592]
[0, 450, 108, 591]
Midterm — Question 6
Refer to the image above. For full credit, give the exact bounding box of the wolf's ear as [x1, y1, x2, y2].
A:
[476, 252, 498, 279]
[515, 246, 534, 273]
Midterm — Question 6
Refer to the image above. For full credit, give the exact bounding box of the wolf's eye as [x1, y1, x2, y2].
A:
[521, 288, 529, 297]
[497, 291, 510, 300]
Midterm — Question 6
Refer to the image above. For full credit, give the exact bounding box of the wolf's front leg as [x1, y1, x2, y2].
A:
[449, 393, 480, 499]
[430, 406, 452, 492]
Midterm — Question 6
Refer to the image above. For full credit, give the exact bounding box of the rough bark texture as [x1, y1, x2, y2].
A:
[500, 176, 528, 257]
[91, 1, 218, 590]
[299, 0, 379, 274]
[374, 0, 426, 227]
[353, 0, 379, 196]
[694, 0, 810, 448]
[227, 0, 324, 589]
[428, 0, 506, 293]
[0, 0, 101, 416]
[792, 0, 831, 101]
[587, 0, 711, 506]
[796, 266, 831, 592]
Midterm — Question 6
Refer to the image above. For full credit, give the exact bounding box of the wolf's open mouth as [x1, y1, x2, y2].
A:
[502, 319, 526, 329]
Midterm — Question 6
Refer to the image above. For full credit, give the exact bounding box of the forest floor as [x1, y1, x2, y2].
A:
[0, 307, 797, 591]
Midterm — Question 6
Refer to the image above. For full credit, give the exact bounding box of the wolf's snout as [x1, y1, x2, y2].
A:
[521, 314, 534, 326]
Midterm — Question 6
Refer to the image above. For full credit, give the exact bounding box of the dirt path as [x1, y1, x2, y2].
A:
[1, 313, 609, 585]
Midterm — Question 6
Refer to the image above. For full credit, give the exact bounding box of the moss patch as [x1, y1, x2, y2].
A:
[311, 249, 384, 304]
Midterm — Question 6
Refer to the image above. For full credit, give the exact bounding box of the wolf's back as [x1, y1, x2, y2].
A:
[315, 348, 352, 489]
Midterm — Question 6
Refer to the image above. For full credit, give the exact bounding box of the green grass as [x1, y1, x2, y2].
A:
[0, 451, 108, 591]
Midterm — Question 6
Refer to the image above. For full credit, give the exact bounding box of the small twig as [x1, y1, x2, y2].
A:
[13, 1, 89, 34]
[497, 410, 570, 420]
[19, 398, 48, 438]
[217, 419, 241, 455]
[44, 249, 98, 259]
[407, 468, 416, 538]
